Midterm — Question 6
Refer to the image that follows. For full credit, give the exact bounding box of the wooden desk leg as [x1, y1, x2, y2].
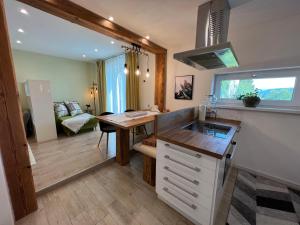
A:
[116, 128, 130, 166]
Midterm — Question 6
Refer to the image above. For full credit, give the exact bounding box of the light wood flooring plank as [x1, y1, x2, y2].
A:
[29, 126, 116, 191]
[17, 153, 236, 225]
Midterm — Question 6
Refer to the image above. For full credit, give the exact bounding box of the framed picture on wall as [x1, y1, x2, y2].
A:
[174, 75, 194, 100]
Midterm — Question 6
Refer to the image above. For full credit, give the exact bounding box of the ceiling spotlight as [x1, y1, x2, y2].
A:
[145, 35, 150, 40]
[108, 16, 114, 22]
[110, 41, 115, 44]
[16, 40, 22, 44]
[82, 54, 86, 58]
[18, 28, 24, 33]
[20, 9, 28, 15]
[94, 48, 98, 52]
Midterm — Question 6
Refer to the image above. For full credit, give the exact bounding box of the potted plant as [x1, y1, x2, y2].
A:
[237, 90, 261, 107]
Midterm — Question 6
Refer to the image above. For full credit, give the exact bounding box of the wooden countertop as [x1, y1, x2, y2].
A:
[157, 118, 241, 159]
[97, 113, 156, 129]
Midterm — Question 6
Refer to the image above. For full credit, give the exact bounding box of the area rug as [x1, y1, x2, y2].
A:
[226, 170, 300, 225]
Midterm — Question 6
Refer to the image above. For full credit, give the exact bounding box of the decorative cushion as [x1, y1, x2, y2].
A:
[64, 101, 83, 116]
[54, 102, 69, 118]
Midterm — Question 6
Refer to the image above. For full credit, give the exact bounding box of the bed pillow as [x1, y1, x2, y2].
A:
[64, 101, 83, 116]
[54, 102, 69, 118]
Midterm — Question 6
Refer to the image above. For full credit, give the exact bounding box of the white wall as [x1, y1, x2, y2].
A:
[0, 153, 14, 225]
[12, 49, 97, 110]
[139, 52, 156, 109]
[217, 109, 300, 186]
[165, 9, 300, 185]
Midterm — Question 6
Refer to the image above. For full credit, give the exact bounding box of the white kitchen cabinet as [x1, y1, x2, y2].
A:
[156, 140, 233, 225]
[24, 80, 57, 142]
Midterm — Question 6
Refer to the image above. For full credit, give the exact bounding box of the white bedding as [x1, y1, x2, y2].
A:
[61, 113, 95, 133]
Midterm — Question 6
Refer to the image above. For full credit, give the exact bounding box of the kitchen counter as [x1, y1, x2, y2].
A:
[157, 118, 241, 159]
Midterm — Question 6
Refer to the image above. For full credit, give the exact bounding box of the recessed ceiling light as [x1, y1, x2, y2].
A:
[20, 9, 28, 15]
[145, 35, 150, 40]
[108, 16, 114, 21]
[82, 54, 86, 58]
[110, 41, 115, 44]
[16, 40, 22, 44]
[94, 48, 98, 52]
[18, 28, 24, 33]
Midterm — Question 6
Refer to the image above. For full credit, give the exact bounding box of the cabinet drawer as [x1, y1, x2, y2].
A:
[158, 166, 214, 198]
[157, 183, 211, 225]
[159, 175, 213, 210]
[158, 141, 217, 171]
[160, 153, 216, 185]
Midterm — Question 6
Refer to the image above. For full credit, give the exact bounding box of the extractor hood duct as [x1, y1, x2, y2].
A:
[174, 0, 239, 70]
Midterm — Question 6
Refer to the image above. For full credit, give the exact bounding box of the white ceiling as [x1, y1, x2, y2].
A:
[4, 0, 300, 61]
[71, 0, 300, 49]
[4, 0, 126, 61]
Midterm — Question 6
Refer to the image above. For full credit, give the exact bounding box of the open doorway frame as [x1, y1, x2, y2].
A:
[0, 0, 167, 220]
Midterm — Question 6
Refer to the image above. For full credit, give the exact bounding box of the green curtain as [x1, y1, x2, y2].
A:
[126, 52, 140, 110]
[97, 60, 106, 114]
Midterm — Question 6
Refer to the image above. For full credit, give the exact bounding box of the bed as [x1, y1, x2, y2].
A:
[54, 101, 98, 136]
[56, 114, 98, 136]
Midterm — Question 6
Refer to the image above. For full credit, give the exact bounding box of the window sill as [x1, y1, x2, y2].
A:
[216, 105, 300, 115]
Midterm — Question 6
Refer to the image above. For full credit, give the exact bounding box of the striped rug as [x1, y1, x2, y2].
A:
[226, 170, 300, 225]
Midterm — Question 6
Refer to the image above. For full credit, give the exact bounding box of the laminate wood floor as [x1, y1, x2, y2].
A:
[17, 152, 237, 225]
[16, 154, 196, 225]
[30, 127, 117, 192]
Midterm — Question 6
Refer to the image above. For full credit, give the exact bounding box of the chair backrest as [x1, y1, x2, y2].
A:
[99, 112, 114, 131]
[125, 109, 135, 112]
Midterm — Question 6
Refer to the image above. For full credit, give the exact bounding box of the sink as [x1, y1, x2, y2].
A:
[183, 121, 231, 139]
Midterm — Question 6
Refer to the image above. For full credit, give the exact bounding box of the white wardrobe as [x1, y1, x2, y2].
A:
[24, 80, 57, 142]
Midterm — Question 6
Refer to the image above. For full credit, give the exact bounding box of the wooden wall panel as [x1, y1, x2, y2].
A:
[156, 107, 198, 134]
[155, 53, 167, 111]
[0, 0, 37, 220]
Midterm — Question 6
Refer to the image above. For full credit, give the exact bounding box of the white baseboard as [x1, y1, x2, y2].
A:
[234, 164, 300, 191]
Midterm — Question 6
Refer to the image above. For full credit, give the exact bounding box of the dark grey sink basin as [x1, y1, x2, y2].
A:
[183, 121, 231, 139]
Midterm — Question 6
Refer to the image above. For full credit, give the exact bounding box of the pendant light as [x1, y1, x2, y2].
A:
[146, 55, 150, 78]
[146, 68, 150, 78]
[121, 44, 149, 77]
[135, 53, 140, 76]
[124, 63, 129, 74]
[135, 65, 140, 76]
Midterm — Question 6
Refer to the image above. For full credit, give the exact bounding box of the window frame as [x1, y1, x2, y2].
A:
[213, 67, 300, 108]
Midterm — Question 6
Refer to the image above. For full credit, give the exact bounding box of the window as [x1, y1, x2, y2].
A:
[105, 54, 126, 113]
[214, 67, 300, 107]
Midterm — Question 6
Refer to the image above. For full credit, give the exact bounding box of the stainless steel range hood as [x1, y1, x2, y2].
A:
[174, 0, 239, 70]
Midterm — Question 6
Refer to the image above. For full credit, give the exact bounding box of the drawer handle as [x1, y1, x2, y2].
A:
[165, 143, 202, 158]
[164, 177, 198, 198]
[164, 155, 201, 172]
[164, 166, 199, 185]
[163, 187, 197, 210]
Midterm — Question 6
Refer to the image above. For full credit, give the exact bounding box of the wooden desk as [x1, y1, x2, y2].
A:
[97, 113, 156, 165]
